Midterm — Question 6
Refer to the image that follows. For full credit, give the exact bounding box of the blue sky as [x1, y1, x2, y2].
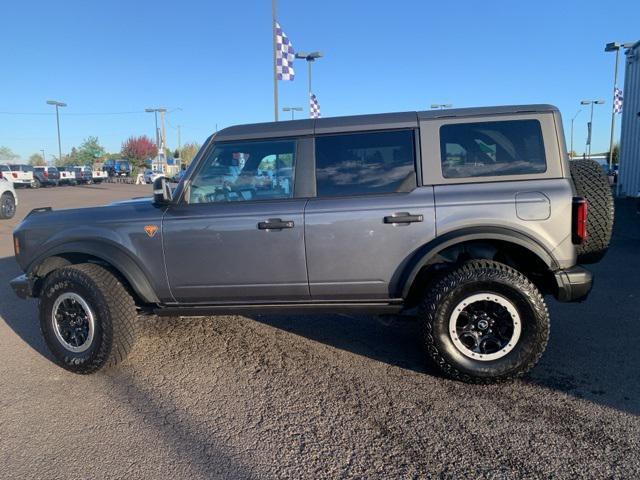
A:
[1, 0, 638, 160]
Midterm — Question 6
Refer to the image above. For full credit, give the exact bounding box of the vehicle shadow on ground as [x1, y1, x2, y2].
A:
[0, 201, 638, 416]
[0, 256, 52, 361]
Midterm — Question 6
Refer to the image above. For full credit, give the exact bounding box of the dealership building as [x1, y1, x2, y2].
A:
[619, 41, 640, 196]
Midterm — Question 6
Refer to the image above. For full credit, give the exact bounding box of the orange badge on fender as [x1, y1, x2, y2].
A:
[144, 225, 159, 238]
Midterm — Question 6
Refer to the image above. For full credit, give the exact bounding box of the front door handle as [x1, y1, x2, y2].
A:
[383, 212, 424, 224]
[258, 218, 295, 230]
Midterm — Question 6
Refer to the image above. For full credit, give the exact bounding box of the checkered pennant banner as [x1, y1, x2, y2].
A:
[310, 93, 321, 118]
[275, 22, 295, 81]
[614, 87, 623, 113]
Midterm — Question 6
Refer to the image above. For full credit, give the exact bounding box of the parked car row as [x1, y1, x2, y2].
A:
[0, 164, 107, 188]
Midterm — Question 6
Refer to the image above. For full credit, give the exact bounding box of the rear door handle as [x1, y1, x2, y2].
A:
[383, 213, 424, 224]
[258, 218, 295, 230]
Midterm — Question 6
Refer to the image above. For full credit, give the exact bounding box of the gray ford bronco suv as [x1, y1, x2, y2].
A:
[10, 105, 614, 383]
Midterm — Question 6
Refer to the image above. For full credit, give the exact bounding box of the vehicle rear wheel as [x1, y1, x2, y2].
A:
[32, 178, 41, 189]
[420, 260, 550, 383]
[39, 264, 138, 374]
[569, 159, 614, 264]
[0, 192, 16, 219]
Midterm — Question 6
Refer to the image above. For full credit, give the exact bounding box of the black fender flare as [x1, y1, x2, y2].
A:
[27, 240, 160, 304]
[395, 226, 559, 299]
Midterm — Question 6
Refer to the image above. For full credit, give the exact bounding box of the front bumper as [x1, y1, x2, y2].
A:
[10, 274, 34, 299]
[554, 266, 593, 302]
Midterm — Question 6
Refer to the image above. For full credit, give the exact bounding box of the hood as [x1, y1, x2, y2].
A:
[107, 197, 153, 206]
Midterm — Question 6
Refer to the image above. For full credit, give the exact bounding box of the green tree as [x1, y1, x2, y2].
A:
[29, 153, 46, 166]
[77, 136, 105, 166]
[611, 143, 620, 165]
[180, 142, 201, 166]
[173, 149, 180, 159]
[0, 146, 19, 162]
[55, 147, 79, 167]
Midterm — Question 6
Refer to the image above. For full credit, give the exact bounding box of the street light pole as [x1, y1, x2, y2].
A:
[295, 52, 323, 116]
[282, 107, 303, 120]
[146, 107, 167, 149]
[41, 149, 46, 165]
[581, 99, 605, 157]
[272, 0, 279, 121]
[604, 42, 635, 170]
[46, 100, 67, 163]
[570, 110, 581, 158]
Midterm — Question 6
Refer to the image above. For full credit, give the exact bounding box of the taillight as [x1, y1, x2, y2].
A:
[12, 172, 17, 178]
[44, 171, 49, 177]
[572, 197, 588, 244]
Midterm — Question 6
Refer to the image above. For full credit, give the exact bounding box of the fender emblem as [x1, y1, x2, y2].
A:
[144, 225, 159, 238]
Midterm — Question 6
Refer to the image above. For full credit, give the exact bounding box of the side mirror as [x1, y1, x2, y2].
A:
[153, 176, 173, 205]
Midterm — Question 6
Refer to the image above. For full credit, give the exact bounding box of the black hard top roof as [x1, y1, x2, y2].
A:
[213, 104, 558, 142]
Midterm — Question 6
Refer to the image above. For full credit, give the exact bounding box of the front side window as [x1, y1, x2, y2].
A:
[440, 120, 547, 178]
[188, 139, 296, 204]
[315, 130, 416, 197]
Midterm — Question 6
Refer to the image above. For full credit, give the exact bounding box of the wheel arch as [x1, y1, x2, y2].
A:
[28, 241, 160, 305]
[396, 227, 559, 302]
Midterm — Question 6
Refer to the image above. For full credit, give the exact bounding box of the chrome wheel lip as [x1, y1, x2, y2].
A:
[51, 292, 95, 353]
[448, 292, 521, 362]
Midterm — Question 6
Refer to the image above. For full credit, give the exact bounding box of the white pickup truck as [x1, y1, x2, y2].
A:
[57, 167, 78, 185]
[92, 169, 108, 183]
[0, 164, 34, 187]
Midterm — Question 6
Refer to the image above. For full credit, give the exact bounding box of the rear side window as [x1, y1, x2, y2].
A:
[440, 120, 546, 178]
[315, 130, 416, 197]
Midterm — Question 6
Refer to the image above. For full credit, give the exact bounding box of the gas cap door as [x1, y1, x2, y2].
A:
[515, 192, 550, 221]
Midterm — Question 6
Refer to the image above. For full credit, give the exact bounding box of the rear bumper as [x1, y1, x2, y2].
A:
[9, 274, 34, 299]
[554, 266, 593, 302]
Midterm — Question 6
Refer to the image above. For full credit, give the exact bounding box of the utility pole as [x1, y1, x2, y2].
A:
[272, 0, 278, 121]
[176, 125, 181, 153]
[40, 149, 46, 165]
[46, 100, 66, 163]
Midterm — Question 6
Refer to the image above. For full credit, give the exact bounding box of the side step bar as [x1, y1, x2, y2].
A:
[153, 301, 404, 317]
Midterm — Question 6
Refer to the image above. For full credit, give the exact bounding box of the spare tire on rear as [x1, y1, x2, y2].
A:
[569, 159, 614, 264]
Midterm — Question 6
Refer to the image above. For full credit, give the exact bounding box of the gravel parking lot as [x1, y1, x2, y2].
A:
[0, 183, 639, 479]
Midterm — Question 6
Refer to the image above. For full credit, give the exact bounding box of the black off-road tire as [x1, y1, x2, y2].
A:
[39, 263, 138, 374]
[32, 178, 41, 189]
[0, 192, 16, 219]
[420, 260, 550, 384]
[569, 159, 614, 264]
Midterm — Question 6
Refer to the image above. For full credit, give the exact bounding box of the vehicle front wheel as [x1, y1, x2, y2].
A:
[420, 260, 549, 383]
[0, 192, 16, 219]
[39, 264, 138, 374]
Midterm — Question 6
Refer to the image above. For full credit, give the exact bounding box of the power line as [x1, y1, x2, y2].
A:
[0, 110, 155, 116]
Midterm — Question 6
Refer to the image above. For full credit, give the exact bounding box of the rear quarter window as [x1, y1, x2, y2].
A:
[440, 119, 546, 178]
